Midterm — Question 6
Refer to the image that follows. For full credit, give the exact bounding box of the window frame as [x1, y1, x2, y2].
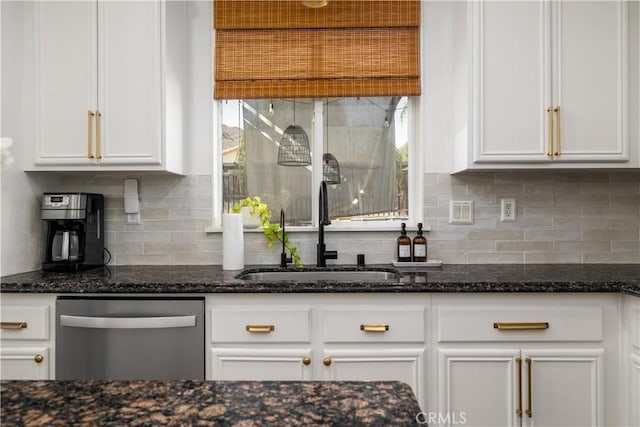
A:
[208, 98, 424, 233]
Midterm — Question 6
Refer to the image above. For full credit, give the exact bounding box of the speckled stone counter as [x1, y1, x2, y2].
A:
[0, 380, 421, 426]
[1, 264, 638, 296]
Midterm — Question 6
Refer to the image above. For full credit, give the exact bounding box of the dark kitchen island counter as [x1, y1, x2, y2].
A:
[0, 380, 421, 426]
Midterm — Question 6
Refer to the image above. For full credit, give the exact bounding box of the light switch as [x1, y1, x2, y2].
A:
[449, 201, 474, 224]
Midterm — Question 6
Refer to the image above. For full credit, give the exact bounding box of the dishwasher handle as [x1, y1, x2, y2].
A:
[60, 314, 196, 329]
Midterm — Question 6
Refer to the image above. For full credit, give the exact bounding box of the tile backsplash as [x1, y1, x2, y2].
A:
[56, 170, 640, 265]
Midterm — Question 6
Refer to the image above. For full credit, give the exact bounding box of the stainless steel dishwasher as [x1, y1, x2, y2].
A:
[56, 297, 204, 380]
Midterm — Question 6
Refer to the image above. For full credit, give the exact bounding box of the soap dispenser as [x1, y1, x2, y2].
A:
[397, 222, 412, 262]
[412, 222, 427, 262]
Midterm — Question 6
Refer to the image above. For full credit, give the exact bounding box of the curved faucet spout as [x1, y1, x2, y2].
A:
[317, 181, 338, 267]
[280, 209, 292, 268]
[319, 181, 331, 226]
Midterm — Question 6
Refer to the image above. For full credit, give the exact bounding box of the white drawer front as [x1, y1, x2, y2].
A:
[438, 306, 603, 342]
[211, 307, 311, 343]
[322, 306, 425, 343]
[0, 306, 49, 340]
[0, 347, 50, 380]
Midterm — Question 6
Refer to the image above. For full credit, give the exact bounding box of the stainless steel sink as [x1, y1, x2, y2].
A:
[237, 269, 401, 282]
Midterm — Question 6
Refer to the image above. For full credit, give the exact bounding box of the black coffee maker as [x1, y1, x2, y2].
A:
[41, 193, 104, 272]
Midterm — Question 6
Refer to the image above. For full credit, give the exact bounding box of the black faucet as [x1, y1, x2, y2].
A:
[317, 181, 338, 267]
[280, 209, 292, 268]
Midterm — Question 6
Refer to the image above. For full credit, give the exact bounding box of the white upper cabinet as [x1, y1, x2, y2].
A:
[553, 1, 627, 162]
[33, 1, 96, 167]
[453, 0, 634, 171]
[471, 1, 550, 164]
[28, 0, 186, 173]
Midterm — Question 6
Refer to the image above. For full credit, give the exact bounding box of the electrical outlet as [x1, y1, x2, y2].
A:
[126, 212, 141, 225]
[500, 198, 516, 222]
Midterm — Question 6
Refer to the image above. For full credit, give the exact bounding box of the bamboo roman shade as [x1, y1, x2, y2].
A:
[214, 0, 420, 99]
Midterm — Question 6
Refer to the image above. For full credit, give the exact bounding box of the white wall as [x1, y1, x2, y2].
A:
[0, 1, 58, 276]
[186, 0, 213, 176]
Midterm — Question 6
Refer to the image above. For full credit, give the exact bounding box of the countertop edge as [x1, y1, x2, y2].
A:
[1, 264, 639, 297]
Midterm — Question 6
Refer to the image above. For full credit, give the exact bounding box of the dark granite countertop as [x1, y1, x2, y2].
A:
[0, 380, 421, 426]
[1, 264, 639, 297]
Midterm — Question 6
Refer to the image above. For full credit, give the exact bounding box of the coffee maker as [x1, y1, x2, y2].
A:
[41, 193, 104, 272]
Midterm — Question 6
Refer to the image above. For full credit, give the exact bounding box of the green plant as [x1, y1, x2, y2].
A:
[232, 196, 302, 267]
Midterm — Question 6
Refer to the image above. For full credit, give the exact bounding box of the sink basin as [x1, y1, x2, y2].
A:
[237, 269, 401, 282]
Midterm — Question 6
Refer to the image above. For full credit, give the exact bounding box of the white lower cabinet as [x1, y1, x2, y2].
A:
[624, 295, 640, 427]
[630, 353, 640, 427]
[211, 348, 313, 381]
[207, 294, 428, 410]
[438, 348, 520, 426]
[321, 348, 424, 385]
[0, 347, 50, 380]
[432, 294, 619, 427]
[520, 349, 603, 427]
[439, 348, 603, 427]
[0, 295, 56, 380]
[209, 304, 313, 381]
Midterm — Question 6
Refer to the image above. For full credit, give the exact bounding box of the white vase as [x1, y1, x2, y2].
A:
[222, 213, 244, 270]
[240, 206, 261, 229]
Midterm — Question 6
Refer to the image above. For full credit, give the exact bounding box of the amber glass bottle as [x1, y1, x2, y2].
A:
[397, 222, 412, 262]
[412, 223, 427, 262]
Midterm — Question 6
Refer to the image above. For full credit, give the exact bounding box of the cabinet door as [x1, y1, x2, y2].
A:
[472, 1, 551, 163]
[630, 353, 640, 427]
[321, 348, 425, 412]
[33, 1, 97, 165]
[210, 348, 312, 381]
[97, 1, 162, 165]
[553, 1, 628, 162]
[0, 347, 49, 380]
[522, 348, 603, 427]
[438, 348, 520, 427]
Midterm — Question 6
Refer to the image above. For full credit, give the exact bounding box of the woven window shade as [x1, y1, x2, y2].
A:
[214, 0, 420, 99]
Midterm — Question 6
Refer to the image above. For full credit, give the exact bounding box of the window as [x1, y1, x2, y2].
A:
[214, 97, 422, 230]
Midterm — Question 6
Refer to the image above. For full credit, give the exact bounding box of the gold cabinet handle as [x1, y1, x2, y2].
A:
[323, 357, 332, 366]
[525, 357, 532, 417]
[34, 354, 44, 364]
[360, 324, 389, 333]
[87, 111, 95, 159]
[302, 356, 311, 366]
[515, 357, 523, 417]
[554, 106, 561, 156]
[245, 324, 275, 333]
[95, 110, 102, 160]
[546, 106, 554, 157]
[493, 322, 549, 331]
[0, 322, 28, 330]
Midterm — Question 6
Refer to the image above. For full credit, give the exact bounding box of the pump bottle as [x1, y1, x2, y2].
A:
[412, 222, 427, 262]
[397, 222, 412, 262]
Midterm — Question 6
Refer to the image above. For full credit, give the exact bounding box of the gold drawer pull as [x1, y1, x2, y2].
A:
[546, 106, 554, 157]
[245, 324, 275, 333]
[95, 110, 102, 160]
[87, 110, 95, 159]
[1, 322, 27, 330]
[34, 354, 44, 364]
[493, 322, 549, 331]
[302, 356, 311, 366]
[525, 357, 533, 417]
[360, 324, 389, 333]
[515, 357, 522, 417]
[554, 106, 561, 156]
[323, 357, 332, 366]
